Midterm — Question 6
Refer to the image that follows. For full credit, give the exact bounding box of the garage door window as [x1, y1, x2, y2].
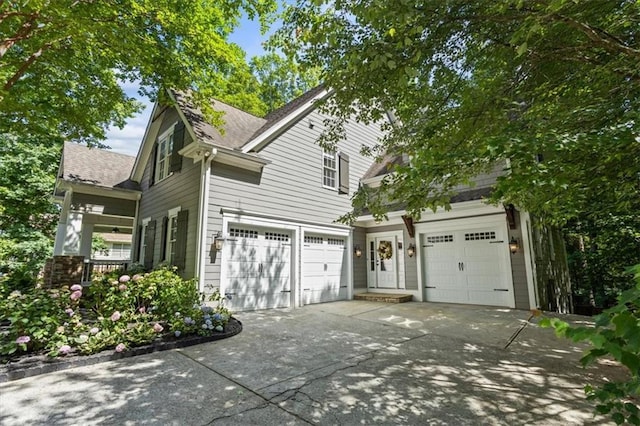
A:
[464, 231, 496, 241]
[427, 235, 453, 243]
[229, 228, 258, 238]
[304, 235, 323, 244]
[266, 232, 289, 242]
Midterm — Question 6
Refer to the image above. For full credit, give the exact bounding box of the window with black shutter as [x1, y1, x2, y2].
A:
[143, 220, 156, 270]
[338, 152, 350, 194]
[174, 210, 188, 271]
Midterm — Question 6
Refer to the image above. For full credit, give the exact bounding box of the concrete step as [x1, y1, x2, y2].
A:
[353, 292, 413, 303]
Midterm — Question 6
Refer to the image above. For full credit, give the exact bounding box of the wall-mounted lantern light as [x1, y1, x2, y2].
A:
[213, 232, 224, 251]
[509, 237, 519, 254]
[354, 245, 362, 258]
[407, 243, 416, 258]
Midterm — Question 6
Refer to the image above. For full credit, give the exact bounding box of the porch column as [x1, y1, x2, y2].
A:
[53, 190, 73, 255]
[62, 212, 83, 254]
[79, 222, 94, 258]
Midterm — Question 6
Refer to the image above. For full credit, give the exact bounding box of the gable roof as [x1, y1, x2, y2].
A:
[60, 142, 139, 190]
[173, 92, 266, 150]
[361, 154, 405, 181]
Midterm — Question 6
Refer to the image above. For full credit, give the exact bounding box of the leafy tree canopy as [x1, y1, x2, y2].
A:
[276, 0, 640, 225]
[0, 0, 277, 144]
[250, 52, 321, 112]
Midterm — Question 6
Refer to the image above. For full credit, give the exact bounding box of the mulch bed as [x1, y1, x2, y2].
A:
[0, 317, 242, 383]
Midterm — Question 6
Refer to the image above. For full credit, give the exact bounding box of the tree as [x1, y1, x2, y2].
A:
[0, 0, 276, 144]
[250, 53, 321, 112]
[0, 135, 61, 289]
[275, 0, 640, 226]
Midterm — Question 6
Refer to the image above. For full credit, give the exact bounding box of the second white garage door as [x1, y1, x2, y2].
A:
[302, 234, 348, 304]
[224, 226, 292, 311]
[420, 218, 514, 308]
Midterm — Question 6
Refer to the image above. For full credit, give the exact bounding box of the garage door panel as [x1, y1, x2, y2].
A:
[426, 288, 468, 304]
[302, 234, 348, 305]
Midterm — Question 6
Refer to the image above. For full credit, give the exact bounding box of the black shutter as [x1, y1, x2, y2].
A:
[338, 152, 350, 194]
[170, 122, 185, 173]
[160, 216, 168, 261]
[135, 225, 142, 263]
[174, 210, 189, 271]
[144, 220, 156, 270]
[150, 144, 158, 186]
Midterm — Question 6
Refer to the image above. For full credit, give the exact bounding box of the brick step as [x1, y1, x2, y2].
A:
[354, 293, 413, 303]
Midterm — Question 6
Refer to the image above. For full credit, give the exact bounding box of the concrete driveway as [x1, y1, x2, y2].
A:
[0, 301, 627, 425]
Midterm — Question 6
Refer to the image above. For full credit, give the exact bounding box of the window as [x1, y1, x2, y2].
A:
[323, 149, 337, 189]
[155, 127, 175, 183]
[139, 218, 150, 263]
[166, 207, 180, 264]
[110, 243, 131, 259]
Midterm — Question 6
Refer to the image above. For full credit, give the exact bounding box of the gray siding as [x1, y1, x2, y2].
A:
[353, 227, 367, 289]
[135, 107, 200, 278]
[205, 111, 383, 287]
[509, 211, 530, 310]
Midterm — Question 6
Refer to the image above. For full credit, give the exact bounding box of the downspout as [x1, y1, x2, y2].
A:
[195, 149, 216, 293]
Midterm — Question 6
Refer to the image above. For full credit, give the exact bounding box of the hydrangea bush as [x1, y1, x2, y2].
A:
[0, 267, 232, 360]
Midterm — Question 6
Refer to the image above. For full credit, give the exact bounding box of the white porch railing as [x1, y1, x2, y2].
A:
[82, 259, 130, 284]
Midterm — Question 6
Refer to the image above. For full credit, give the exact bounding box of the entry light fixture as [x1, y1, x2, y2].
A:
[213, 231, 225, 251]
[509, 237, 519, 254]
[407, 243, 416, 258]
[354, 245, 362, 258]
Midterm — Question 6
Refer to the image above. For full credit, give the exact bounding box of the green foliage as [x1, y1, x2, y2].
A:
[565, 215, 640, 308]
[0, 0, 276, 143]
[541, 265, 640, 424]
[91, 235, 109, 258]
[275, 0, 640, 226]
[250, 53, 321, 112]
[1, 267, 234, 361]
[0, 135, 60, 290]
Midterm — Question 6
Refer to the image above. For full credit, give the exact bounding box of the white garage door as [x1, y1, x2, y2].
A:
[421, 222, 514, 307]
[224, 226, 291, 311]
[302, 234, 348, 304]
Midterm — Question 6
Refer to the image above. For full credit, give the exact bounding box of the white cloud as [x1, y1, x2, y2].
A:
[105, 100, 152, 156]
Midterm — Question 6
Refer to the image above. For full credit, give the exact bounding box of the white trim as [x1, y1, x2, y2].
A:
[365, 230, 404, 290]
[130, 198, 140, 263]
[219, 207, 351, 232]
[241, 88, 331, 153]
[53, 189, 73, 255]
[56, 181, 141, 201]
[195, 157, 213, 292]
[154, 123, 177, 183]
[521, 211, 539, 309]
[139, 217, 151, 264]
[165, 206, 181, 263]
[131, 101, 163, 183]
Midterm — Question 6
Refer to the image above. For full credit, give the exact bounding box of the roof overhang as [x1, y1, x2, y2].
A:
[214, 147, 271, 173]
[54, 179, 141, 202]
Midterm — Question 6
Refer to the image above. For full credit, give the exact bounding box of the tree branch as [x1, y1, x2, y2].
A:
[3, 38, 65, 91]
[0, 13, 39, 58]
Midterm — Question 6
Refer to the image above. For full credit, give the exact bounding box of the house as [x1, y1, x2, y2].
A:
[51, 87, 571, 312]
[92, 232, 132, 261]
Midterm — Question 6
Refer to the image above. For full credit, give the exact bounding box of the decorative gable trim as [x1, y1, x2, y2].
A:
[240, 88, 331, 154]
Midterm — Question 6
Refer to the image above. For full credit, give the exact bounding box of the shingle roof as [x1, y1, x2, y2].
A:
[60, 142, 139, 190]
[248, 84, 327, 143]
[361, 154, 405, 180]
[173, 92, 267, 150]
[173, 85, 327, 151]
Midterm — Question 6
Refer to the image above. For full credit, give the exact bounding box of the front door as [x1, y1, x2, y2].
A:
[367, 233, 399, 289]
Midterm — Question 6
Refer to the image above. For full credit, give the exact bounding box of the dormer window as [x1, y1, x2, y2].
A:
[155, 127, 175, 183]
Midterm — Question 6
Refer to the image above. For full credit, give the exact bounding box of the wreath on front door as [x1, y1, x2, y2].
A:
[377, 240, 393, 260]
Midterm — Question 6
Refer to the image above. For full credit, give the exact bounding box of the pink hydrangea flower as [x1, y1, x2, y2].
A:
[153, 323, 164, 333]
[70, 290, 82, 301]
[89, 327, 100, 335]
[70, 284, 83, 291]
[138, 306, 146, 314]
[118, 284, 127, 291]
[119, 275, 131, 283]
[110, 311, 121, 321]
[132, 274, 143, 282]
[65, 308, 75, 317]
[59, 345, 72, 355]
[15, 335, 30, 344]
[115, 343, 126, 353]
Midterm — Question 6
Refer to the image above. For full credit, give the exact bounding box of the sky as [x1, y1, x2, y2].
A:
[105, 14, 270, 157]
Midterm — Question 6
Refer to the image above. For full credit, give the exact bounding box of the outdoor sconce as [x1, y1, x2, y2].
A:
[354, 245, 362, 258]
[407, 243, 416, 258]
[213, 232, 224, 251]
[509, 237, 519, 254]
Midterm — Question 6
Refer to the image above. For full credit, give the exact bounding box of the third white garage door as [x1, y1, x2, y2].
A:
[302, 234, 348, 304]
[420, 218, 514, 308]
